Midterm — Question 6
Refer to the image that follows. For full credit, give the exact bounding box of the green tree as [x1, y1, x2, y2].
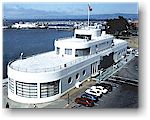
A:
[106, 16, 129, 38]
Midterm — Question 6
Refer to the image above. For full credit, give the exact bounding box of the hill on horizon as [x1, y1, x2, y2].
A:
[4, 13, 138, 20]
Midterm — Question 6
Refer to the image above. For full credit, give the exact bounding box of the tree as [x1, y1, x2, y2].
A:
[106, 16, 129, 38]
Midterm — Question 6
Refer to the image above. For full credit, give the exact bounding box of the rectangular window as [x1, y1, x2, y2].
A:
[76, 34, 91, 40]
[75, 48, 90, 57]
[65, 48, 72, 55]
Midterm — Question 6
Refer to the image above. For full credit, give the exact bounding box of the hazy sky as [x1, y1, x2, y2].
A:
[3, 2, 138, 19]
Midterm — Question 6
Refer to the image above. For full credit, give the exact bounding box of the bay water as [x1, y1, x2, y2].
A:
[3, 29, 73, 78]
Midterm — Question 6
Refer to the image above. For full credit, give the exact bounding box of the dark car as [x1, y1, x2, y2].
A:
[81, 93, 98, 102]
[95, 83, 112, 92]
[75, 97, 95, 107]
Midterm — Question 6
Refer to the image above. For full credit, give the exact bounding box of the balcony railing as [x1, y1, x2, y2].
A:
[8, 47, 112, 73]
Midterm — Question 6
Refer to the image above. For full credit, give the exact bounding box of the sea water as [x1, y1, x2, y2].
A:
[3, 29, 73, 78]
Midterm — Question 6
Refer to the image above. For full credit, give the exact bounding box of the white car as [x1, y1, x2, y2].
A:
[85, 88, 102, 98]
[135, 51, 139, 57]
[91, 86, 108, 94]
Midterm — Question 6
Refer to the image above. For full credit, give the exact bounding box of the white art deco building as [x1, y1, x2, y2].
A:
[7, 25, 128, 103]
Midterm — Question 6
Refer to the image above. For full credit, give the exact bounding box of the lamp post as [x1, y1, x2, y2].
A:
[67, 93, 69, 105]
[112, 64, 115, 75]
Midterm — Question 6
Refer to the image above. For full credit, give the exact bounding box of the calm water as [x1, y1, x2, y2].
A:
[3, 29, 73, 78]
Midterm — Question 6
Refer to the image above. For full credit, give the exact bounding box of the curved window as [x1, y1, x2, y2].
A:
[76, 73, 80, 80]
[82, 70, 86, 76]
[40, 80, 59, 98]
[68, 77, 72, 84]
[16, 81, 37, 98]
[9, 78, 14, 93]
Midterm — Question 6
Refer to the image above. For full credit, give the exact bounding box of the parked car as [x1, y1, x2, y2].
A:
[95, 83, 112, 92]
[81, 93, 98, 102]
[91, 86, 108, 94]
[85, 88, 102, 98]
[75, 97, 94, 107]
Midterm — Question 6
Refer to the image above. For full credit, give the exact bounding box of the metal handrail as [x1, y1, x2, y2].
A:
[56, 37, 73, 41]
[8, 47, 112, 73]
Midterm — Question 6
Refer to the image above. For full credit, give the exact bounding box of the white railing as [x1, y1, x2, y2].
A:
[9, 63, 62, 73]
[56, 36, 98, 42]
[56, 37, 73, 41]
[9, 47, 112, 73]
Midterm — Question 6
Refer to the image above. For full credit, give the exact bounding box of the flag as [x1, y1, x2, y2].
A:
[88, 4, 92, 11]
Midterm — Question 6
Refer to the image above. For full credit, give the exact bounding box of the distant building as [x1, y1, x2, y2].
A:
[11, 22, 38, 29]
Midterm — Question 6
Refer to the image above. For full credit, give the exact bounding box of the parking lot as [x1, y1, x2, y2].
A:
[63, 56, 138, 108]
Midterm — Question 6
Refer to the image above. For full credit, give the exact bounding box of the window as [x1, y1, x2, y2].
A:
[75, 48, 90, 57]
[65, 48, 72, 55]
[40, 80, 59, 98]
[76, 73, 80, 80]
[76, 34, 91, 40]
[9, 78, 14, 93]
[16, 81, 37, 98]
[68, 77, 72, 84]
[82, 70, 86, 76]
[56, 47, 60, 55]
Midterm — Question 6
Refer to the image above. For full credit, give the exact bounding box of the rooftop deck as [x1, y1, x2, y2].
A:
[9, 51, 77, 73]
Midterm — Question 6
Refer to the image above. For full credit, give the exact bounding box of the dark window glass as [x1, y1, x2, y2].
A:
[76, 73, 80, 80]
[68, 77, 72, 84]
[82, 70, 86, 76]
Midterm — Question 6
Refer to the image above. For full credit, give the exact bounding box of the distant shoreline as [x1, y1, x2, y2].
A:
[3, 13, 138, 21]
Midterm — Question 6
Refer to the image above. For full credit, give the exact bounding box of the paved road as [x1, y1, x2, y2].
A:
[115, 56, 138, 80]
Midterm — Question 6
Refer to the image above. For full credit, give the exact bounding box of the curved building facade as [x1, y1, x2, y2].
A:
[7, 25, 128, 103]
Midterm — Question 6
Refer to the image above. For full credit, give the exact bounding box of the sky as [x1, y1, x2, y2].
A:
[3, 2, 138, 19]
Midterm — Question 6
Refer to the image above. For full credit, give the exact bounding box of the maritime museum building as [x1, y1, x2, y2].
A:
[7, 25, 128, 103]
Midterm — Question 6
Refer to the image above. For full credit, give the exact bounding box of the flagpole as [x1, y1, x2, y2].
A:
[88, 4, 89, 27]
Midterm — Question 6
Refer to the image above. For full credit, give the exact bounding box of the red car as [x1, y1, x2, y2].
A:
[75, 97, 94, 107]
